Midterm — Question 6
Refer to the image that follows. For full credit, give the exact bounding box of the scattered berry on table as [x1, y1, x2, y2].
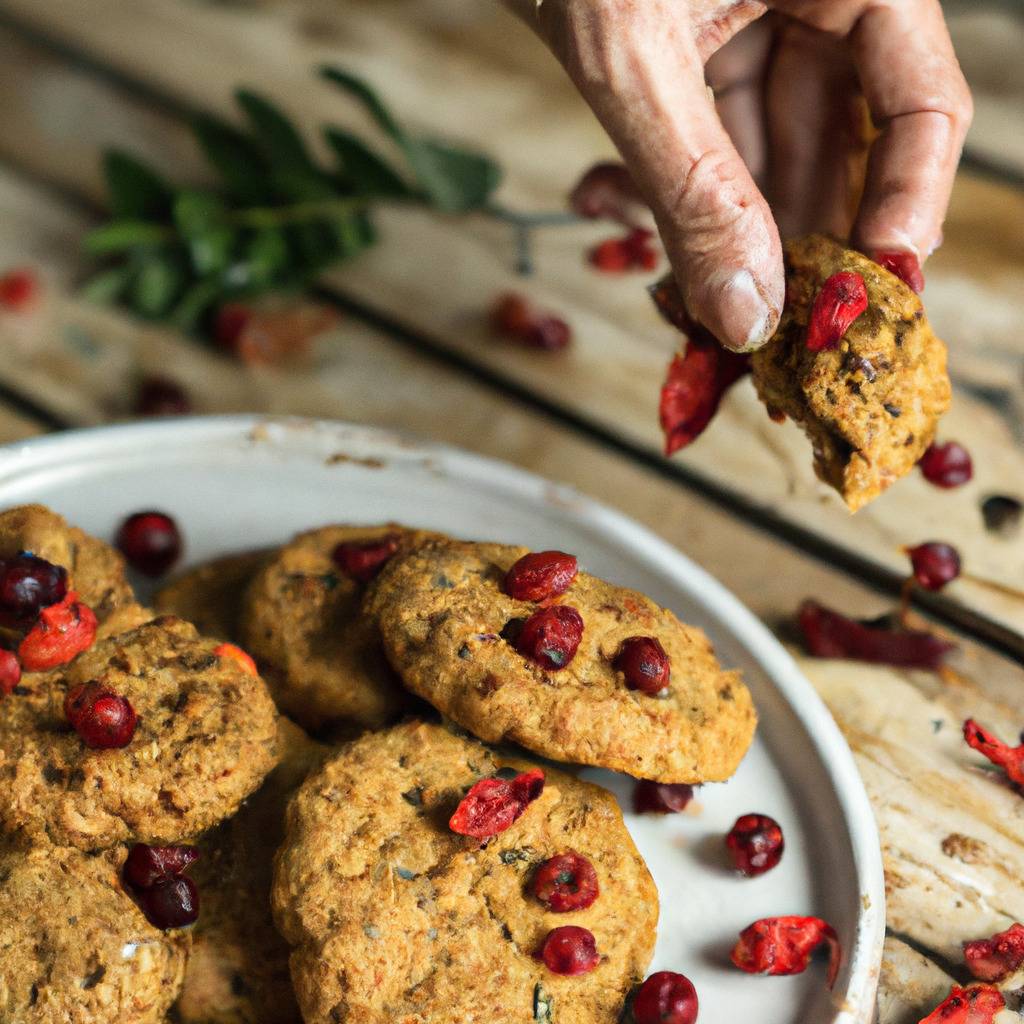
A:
[134, 376, 191, 417]
[918, 441, 972, 488]
[0, 267, 40, 312]
[569, 161, 643, 223]
[116, 511, 182, 577]
[906, 542, 961, 591]
[917, 985, 1005, 1024]
[725, 814, 785, 876]
[588, 228, 659, 273]
[633, 781, 694, 814]
[964, 923, 1024, 982]
[489, 293, 572, 352]
[631, 971, 699, 1024]
[730, 916, 840, 986]
[963, 719, 1024, 788]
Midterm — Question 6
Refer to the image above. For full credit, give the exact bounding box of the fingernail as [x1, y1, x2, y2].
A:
[699, 269, 778, 352]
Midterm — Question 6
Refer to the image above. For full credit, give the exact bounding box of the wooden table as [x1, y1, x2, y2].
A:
[0, 3, 1021, 1020]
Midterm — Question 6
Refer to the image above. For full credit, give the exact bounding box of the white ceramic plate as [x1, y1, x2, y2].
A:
[0, 416, 884, 1023]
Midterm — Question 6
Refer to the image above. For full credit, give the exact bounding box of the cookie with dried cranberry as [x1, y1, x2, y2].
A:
[155, 550, 269, 641]
[0, 615, 279, 850]
[175, 717, 327, 1024]
[239, 524, 441, 732]
[273, 720, 657, 1024]
[363, 540, 755, 783]
[0, 844, 189, 1023]
[750, 234, 951, 511]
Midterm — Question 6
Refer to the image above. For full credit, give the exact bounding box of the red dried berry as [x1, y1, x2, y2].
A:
[588, 228, 658, 273]
[964, 923, 1024, 983]
[532, 852, 600, 912]
[65, 683, 137, 749]
[589, 237, 631, 273]
[907, 542, 961, 591]
[332, 534, 401, 583]
[213, 642, 258, 676]
[505, 551, 578, 603]
[797, 599, 955, 671]
[805, 272, 868, 352]
[123, 843, 201, 891]
[0, 650, 21, 695]
[0, 267, 39, 311]
[134, 376, 191, 417]
[449, 768, 545, 840]
[490, 293, 572, 352]
[18, 593, 98, 672]
[138, 877, 200, 930]
[515, 605, 584, 670]
[537, 925, 600, 976]
[0, 553, 68, 628]
[213, 302, 252, 351]
[871, 251, 925, 294]
[963, 719, 1024, 788]
[918, 441, 973, 488]
[633, 780, 694, 814]
[731, 916, 840, 987]
[614, 636, 671, 695]
[725, 813, 785, 876]
[115, 511, 182, 577]
[918, 985, 1005, 1024]
[632, 971, 699, 1024]
[569, 162, 644, 223]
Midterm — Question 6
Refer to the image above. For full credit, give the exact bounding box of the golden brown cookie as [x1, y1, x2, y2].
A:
[0, 616, 279, 850]
[751, 234, 951, 511]
[272, 721, 658, 1024]
[240, 525, 441, 732]
[363, 540, 755, 783]
[0, 844, 189, 1024]
[175, 717, 327, 1024]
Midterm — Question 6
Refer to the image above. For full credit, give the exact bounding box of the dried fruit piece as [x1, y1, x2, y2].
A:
[569, 162, 643, 223]
[805, 272, 868, 352]
[981, 495, 1022, 537]
[917, 985, 1005, 1024]
[214, 301, 337, 365]
[536, 925, 600, 976]
[138, 877, 200, 930]
[730, 916, 840, 986]
[515, 605, 584, 670]
[213, 642, 257, 675]
[123, 843, 201, 891]
[490, 293, 572, 352]
[963, 719, 1024, 787]
[0, 267, 39, 311]
[871, 251, 925, 293]
[964, 923, 1024, 982]
[0, 553, 68, 629]
[116, 511, 182, 577]
[797, 599, 955, 671]
[505, 551, 578, 602]
[907, 542, 961, 591]
[122, 842, 201, 929]
[449, 768, 545, 839]
[726, 814, 785, 876]
[919, 442, 972, 489]
[588, 228, 658, 273]
[532, 852, 599, 912]
[614, 636, 671, 695]
[0, 650, 21, 695]
[64, 682, 138, 749]
[18, 593, 98, 671]
[633, 781, 694, 814]
[134, 376, 191, 417]
[632, 971, 699, 1024]
[332, 534, 401, 583]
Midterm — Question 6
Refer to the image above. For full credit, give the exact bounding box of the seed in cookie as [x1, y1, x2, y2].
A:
[632, 971, 699, 1024]
[449, 767, 545, 839]
[614, 636, 671, 694]
[504, 550, 578, 602]
[332, 534, 402, 582]
[532, 852, 599, 912]
[633, 781, 694, 814]
[537, 925, 600, 975]
[725, 814, 785, 877]
[214, 641, 258, 675]
[0, 552, 68, 627]
[116, 511, 183, 577]
[515, 605, 584, 669]
[18, 592, 97, 671]
[65, 682, 138, 749]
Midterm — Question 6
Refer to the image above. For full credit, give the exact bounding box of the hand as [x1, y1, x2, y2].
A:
[506, 0, 972, 351]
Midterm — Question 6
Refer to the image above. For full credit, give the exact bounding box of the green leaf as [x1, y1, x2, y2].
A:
[324, 128, 412, 198]
[170, 278, 223, 331]
[173, 191, 234, 275]
[83, 220, 171, 255]
[319, 66, 405, 142]
[79, 265, 135, 305]
[192, 113, 271, 204]
[103, 150, 172, 219]
[292, 221, 343, 276]
[269, 169, 337, 203]
[129, 252, 186, 318]
[236, 89, 317, 175]
[407, 139, 501, 212]
[242, 227, 289, 285]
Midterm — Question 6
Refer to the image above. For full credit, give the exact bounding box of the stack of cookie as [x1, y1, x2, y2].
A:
[0, 511, 758, 1023]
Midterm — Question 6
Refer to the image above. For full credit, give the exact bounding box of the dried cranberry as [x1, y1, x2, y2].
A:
[18, 593, 98, 671]
[918, 441, 972, 488]
[907, 542, 961, 591]
[797, 599, 955, 671]
[589, 237, 630, 272]
[515, 605, 584, 670]
[138, 877, 200, 930]
[0, 267, 39, 311]
[568, 162, 644, 223]
[449, 768, 545, 839]
[0, 649, 21, 695]
[536, 926, 600, 976]
[213, 642, 258, 675]
[632, 971, 699, 1024]
[633, 781, 694, 814]
[332, 535, 401, 583]
[871, 251, 924, 293]
[731, 916, 840, 987]
[123, 843, 200, 890]
[725, 814, 785, 876]
[805, 272, 868, 352]
[115, 511, 182, 577]
[0, 553, 68, 628]
[532, 852, 599, 912]
[527, 316, 572, 351]
[963, 719, 1024, 787]
[213, 302, 252, 351]
[614, 636, 671, 695]
[588, 228, 658, 273]
[134, 376, 191, 417]
[964, 923, 1024, 983]
[504, 551, 578, 603]
[65, 683, 137, 749]
[918, 985, 1005, 1024]
[490, 293, 572, 352]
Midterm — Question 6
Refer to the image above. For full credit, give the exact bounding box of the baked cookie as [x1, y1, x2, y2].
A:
[364, 540, 755, 782]
[0, 616, 279, 850]
[751, 234, 951, 511]
[155, 550, 269, 641]
[272, 721, 658, 1024]
[175, 717, 326, 1024]
[240, 525, 440, 732]
[0, 844, 188, 1023]
[0, 503, 133, 622]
